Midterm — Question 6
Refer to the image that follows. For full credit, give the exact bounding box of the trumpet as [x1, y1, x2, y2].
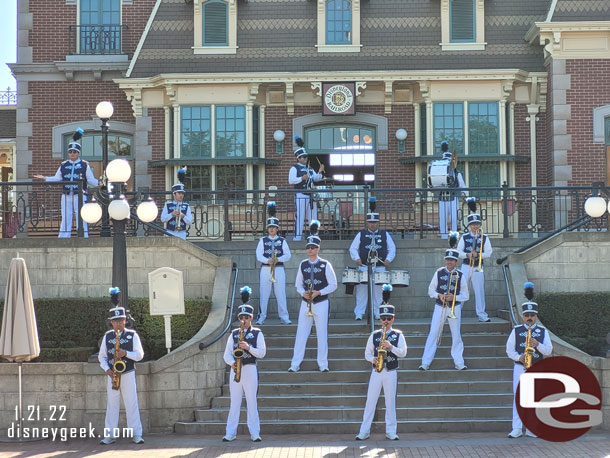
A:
[111, 330, 126, 391]
[375, 323, 388, 373]
[233, 321, 245, 382]
[306, 283, 314, 317]
[270, 249, 277, 283]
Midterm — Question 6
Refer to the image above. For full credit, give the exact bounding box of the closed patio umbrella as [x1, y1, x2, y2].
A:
[0, 257, 40, 440]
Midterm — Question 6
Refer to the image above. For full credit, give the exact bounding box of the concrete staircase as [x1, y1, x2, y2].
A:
[175, 319, 514, 435]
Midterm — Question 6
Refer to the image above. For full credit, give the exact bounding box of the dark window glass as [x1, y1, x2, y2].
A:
[450, 0, 475, 42]
[326, 0, 352, 44]
[63, 132, 132, 161]
[203, 0, 228, 46]
[215, 105, 246, 158]
[469, 102, 499, 155]
[181, 106, 211, 158]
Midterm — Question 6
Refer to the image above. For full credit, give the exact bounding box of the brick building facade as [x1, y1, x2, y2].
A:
[9, 0, 610, 226]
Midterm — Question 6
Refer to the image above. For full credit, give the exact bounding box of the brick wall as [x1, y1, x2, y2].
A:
[148, 108, 166, 191]
[514, 103, 531, 188]
[30, 0, 155, 62]
[566, 59, 610, 186]
[28, 81, 134, 177]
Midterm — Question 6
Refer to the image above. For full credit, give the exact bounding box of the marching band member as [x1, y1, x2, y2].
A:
[160, 168, 193, 240]
[98, 287, 144, 445]
[289, 221, 337, 373]
[419, 232, 469, 371]
[506, 282, 552, 438]
[256, 202, 292, 325]
[33, 128, 99, 238]
[349, 197, 396, 320]
[458, 198, 493, 322]
[288, 136, 324, 241]
[437, 141, 466, 239]
[356, 285, 407, 441]
[223, 286, 266, 442]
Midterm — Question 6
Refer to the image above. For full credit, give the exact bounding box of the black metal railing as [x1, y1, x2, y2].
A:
[0, 88, 17, 105]
[1, 182, 607, 240]
[68, 24, 127, 55]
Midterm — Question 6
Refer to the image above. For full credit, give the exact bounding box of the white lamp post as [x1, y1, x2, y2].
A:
[584, 182, 610, 221]
[395, 128, 408, 153]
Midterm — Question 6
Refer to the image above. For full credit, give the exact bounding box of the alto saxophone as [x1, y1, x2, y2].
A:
[270, 249, 277, 283]
[306, 283, 314, 317]
[111, 330, 126, 391]
[233, 321, 245, 382]
[524, 328, 535, 369]
[375, 324, 388, 373]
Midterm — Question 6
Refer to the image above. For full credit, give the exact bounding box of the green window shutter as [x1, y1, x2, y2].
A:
[450, 0, 475, 42]
[203, 1, 228, 46]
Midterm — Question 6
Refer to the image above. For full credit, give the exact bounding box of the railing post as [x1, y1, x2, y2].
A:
[419, 191, 424, 240]
[223, 187, 230, 241]
[502, 181, 509, 238]
[77, 181, 84, 238]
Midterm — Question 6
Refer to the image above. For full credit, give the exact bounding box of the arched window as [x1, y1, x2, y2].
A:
[203, 0, 228, 46]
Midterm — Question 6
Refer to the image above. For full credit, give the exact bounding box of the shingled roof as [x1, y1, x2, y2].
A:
[129, 0, 551, 79]
[551, 0, 610, 21]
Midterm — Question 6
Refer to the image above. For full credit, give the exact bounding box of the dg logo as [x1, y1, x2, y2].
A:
[516, 356, 602, 442]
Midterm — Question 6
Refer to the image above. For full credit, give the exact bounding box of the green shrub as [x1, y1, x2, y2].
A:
[537, 292, 610, 357]
[0, 297, 211, 362]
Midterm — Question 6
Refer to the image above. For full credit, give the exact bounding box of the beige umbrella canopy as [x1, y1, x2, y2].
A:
[0, 257, 40, 362]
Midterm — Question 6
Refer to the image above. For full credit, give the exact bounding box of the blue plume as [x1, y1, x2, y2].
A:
[382, 284, 392, 303]
[109, 286, 120, 295]
[448, 231, 459, 248]
[177, 168, 187, 184]
[240, 286, 252, 304]
[369, 196, 376, 202]
[295, 136, 304, 147]
[73, 128, 84, 142]
[240, 286, 252, 295]
[524, 282, 534, 289]
[524, 282, 535, 301]
[109, 286, 120, 306]
[368, 196, 376, 212]
[267, 201, 277, 217]
[466, 197, 476, 203]
[382, 284, 393, 292]
[310, 220, 320, 235]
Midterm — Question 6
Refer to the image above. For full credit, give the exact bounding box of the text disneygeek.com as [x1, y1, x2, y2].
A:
[7, 423, 133, 442]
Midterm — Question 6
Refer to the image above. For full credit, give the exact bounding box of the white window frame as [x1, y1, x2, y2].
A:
[193, 0, 238, 55]
[440, 0, 486, 51]
[316, 0, 361, 53]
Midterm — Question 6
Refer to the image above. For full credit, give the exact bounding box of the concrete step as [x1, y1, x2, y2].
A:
[243, 368, 513, 383]
[232, 379, 513, 396]
[256, 356, 512, 371]
[175, 418, 512, 435]
[194, 405, 513, 422]
[210, 392, 513, 408]
[264, 344, 508, 359]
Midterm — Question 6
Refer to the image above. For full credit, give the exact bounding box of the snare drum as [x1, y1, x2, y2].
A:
[390, 269, 410, 287]
[373, 271, 391, 285]
[428, 160, 454, 188]
[342, 267, 360, 285]
[358, 270, 368, 284]
[314, 185, 332, 200]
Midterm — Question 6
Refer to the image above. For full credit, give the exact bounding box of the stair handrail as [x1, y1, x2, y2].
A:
[501, 264, 518, 326]
[199, 262, 239, 350]
[495, 215, 592, 265]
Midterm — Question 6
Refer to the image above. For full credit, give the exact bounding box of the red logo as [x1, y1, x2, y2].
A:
[516, 356, 602, 442]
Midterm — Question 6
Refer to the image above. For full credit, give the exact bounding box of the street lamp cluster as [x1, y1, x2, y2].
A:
[80, 101, 159, 307]
[584, 182, 610, 218]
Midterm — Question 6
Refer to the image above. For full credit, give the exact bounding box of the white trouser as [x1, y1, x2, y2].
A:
[461, 264, 488, 320]
[59, 193, 89, 238]
[512, 363, 532, 432]
[354, 266, 385, 318]
[225, 364, 260, 438]
[166, 229, 187, 240]
[421, 303, 464, 367]
[103, 370, 143, 438]
[358, 368, 398, 436]
[294, 193, 317, 239]
[438, 198, 459, 238]
[290, 298, 329, 369]
[258, 266, 289, 322]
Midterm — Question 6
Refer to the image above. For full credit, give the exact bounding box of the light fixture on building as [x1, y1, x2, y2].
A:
[584, 182, 610, 218]
[395, 129, 408, 154]
[95, 101, 115, 237]
[273, 129, 285, 154]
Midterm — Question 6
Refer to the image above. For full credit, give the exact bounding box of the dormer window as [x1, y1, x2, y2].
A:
[317, 0, 361, 53]
[193, 0, 237, 54]
[441, 0, 486, 51]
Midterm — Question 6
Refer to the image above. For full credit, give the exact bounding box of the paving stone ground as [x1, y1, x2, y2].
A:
[0, 432, 609, 458]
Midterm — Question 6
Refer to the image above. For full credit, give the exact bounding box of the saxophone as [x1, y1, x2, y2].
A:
[375, 324, 388, 373]
[111, 330, 126, 391]
[270, 248, 278, 283]
[306, 282, 314, 317]
[524, 327, 535, 369]
[233, 322, 245, 382]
